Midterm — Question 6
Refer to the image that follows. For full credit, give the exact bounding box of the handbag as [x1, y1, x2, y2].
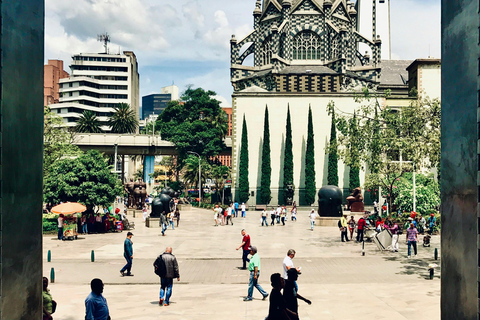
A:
[52, 300, 57, 313]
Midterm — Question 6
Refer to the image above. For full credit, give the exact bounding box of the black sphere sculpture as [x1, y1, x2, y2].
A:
[317, 185, 343, 217]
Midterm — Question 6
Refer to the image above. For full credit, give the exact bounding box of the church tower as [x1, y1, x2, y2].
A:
[356, 0, 391, 60]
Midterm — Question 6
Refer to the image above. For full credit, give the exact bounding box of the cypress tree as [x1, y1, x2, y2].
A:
[260, 106, 272, 204]
[283, 105, 294, 204]
[349, 112, 361, 192]
[238, 115, 250, 203]
[368, 107, 381, 201]
[327, 104, 339, 186]
[304, 105, 316, 205]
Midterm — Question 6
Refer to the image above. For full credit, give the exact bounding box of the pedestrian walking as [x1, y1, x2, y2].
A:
[291, 206, 297, 221]
[243, 246, 268, 301]
[284, 269, 311, 319]
[142, 205, 148, 222]
[281, 207, 287, 225]
[234, 201, 239, 217]
[276, 205, 282, 224]
[308, 209, 317, 231]
[283, 249, 301, 279]
[406, 223, 419, 258]
[167, 211, 175, 230]
[213, 205, 220, 226]
[427, 213, 436, 235]
[340, 214, 349, 241]
[160, 212, 167, 236]
[356, 215, 367, 242]
[174, 208, 180, 227]
[57, 214, 64, 240]
[226, 204, 234, 225]
[85, 278, 111, 320]
[241, 202, 246, 218]
[155, 247, 180, 306]
[236, 229, 251, 269]
[385, 219, 399, 252]
[270, 207, 276, 225]
[222, 206, 227, 225]
[261, 209, 268, 226]
[120, 232, 134, 276]
[348, 215, 356, 240]
[267, 273, 296, 320]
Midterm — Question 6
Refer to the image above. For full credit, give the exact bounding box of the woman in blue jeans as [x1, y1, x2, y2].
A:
[405, 223, 419, 258]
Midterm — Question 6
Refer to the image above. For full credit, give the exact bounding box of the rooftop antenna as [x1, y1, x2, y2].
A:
[97, 32, 111, 54]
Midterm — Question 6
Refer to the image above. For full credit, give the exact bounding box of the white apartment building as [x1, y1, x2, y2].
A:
[49, 51, 139, 131]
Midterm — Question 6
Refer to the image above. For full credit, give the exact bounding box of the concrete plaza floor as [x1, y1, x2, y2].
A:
[43, 207, 440, 320]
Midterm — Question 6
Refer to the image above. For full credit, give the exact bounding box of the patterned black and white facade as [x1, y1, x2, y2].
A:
[230, 0, 382, 93]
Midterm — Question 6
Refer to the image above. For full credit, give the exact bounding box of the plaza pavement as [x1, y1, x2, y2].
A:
[43, 207, 440, 320]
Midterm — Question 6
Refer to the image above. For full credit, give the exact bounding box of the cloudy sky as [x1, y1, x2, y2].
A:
[45, 0, 440, 108]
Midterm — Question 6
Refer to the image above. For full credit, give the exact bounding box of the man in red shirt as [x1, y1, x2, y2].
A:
[236, 229, 251, 270]
[356, 215, 367, 242]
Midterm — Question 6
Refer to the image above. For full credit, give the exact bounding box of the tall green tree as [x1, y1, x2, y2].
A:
[326, 102, 338, 186]
[238, 115, 250, 203]
[260, 106, 272, 204]
[43, 106, 81, 177]
[157, 87, 228, 166]
[304, 106, 316, 205]
[333, 89, 441, 211]
[283, 105, 294, 204]
[181, 155, 211, 189]
[108, 103, 139, 133]
[75, 110, 103, 133]
[348, 112, 361, 191]
[43, 150, 123, 213]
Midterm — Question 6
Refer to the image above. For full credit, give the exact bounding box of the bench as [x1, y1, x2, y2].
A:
[255, 205, 267, 211]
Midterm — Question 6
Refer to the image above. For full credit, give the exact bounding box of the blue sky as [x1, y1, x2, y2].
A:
[45, 0, 440, 108]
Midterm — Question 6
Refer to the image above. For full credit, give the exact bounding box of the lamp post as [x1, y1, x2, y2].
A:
[188, 151, 201, 206]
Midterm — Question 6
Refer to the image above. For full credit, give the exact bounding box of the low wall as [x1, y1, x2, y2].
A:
[146, 217, 161, 228]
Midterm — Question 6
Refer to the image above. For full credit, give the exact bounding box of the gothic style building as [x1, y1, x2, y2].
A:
[230, 0, 438, 206]
[230, 0, 383, 94]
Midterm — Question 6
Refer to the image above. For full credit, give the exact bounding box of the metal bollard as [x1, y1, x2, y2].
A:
[91, 250, 95, 262]
[429, 268, 434, 280]
[362, 240, 365, 256]
[434, 248, 438, 260]
[47, 250, 51, 262]
[50, 268, 55, 283]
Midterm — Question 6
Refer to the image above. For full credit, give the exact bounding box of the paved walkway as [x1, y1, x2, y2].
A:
[43, 207, 440, 320]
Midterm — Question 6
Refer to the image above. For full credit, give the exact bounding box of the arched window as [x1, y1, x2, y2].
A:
[260, 36, 273, 66]
[292, 31, 321, 60]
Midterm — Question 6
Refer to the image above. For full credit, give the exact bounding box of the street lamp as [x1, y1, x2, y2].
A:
[148, 113, 159, 140]
[187, 151, 201, 206]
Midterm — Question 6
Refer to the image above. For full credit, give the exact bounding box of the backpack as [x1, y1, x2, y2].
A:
[153, 254, 166, 277]
[338, 220, 342, 228]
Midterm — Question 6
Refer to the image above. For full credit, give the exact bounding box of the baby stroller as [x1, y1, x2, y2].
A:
[423, 234, 431, 247]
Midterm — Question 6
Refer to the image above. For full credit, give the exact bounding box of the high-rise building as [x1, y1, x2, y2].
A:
[44, 59, 69, 105]
[141, 85, 179, 120]
[49, 51, 139, 131]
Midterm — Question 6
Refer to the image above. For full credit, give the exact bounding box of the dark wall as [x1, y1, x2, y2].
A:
[441, 0, 478, 319]
[0, 1, 44, 318]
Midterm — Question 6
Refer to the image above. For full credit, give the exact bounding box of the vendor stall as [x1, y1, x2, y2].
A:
[51, 202, 87, 240]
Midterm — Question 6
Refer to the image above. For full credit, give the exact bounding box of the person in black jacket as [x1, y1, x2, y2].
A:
[267, 273, 296, 320]
[283, 269, 311, 320]
[159, 247, 180, 306]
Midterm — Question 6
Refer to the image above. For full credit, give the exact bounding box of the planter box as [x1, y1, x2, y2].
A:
[146, 217, 161, 228]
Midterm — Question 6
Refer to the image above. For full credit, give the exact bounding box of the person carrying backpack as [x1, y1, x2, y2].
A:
[153, 247, 180, 306]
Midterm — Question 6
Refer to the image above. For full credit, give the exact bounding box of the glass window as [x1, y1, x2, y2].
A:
[292, 31, 322, 60]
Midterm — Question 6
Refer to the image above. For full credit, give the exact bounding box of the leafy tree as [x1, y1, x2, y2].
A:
[108, 103, 139, 133]
[238, 115, 250, 203]
[157, 87, 228, 165]
[43, 150, 123, 213]
[391, 173, 440, 215]
[333, 89, 441, 211]
[348, 112, 361, 192]
[304, 106, 316, 205]
[209, 163, 231, 201]
[133, 168, 143, 181]
[326, 102, 338, 186]
[283, 105, 294, 203]
[75, 110, 103, 133]
[260, 106, 272, 204]
[43, 106, 81, 177]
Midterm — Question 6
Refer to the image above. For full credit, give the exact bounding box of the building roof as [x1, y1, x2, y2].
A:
[379, 60, 412, 86]
[406, 58, 441, 71]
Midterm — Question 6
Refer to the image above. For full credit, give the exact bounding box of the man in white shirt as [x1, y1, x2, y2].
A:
[309, 209, 317, 231]
[241, 203, 246, 218]
[282, 249, 301, 279]
[226, 204, 233, 226]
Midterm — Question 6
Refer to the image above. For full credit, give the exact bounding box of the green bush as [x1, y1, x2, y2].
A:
[392, 173, 440, 216]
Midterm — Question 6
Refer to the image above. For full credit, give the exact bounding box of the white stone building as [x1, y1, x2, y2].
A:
[49, 51, 139, 131]
[229, 0, 440, 207]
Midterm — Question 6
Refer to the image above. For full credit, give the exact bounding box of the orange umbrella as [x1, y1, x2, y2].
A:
[51, 202, 87, 215]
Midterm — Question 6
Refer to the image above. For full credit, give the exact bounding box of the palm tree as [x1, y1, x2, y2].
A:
[181, 155, 210, 190]
[75, 110, 103, 133]
[108, 103, 139, 133]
